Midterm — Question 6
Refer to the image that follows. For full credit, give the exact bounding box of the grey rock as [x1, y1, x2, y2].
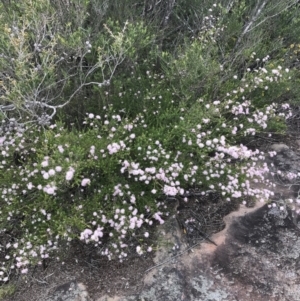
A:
[270, 143, 289, 152]
[44, 281, 92, 301]
[95, 201, 300, 301]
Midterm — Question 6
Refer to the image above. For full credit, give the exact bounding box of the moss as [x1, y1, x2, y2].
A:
[0, 284, 16, 300]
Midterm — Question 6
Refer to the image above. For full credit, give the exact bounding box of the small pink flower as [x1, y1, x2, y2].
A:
[48, 169, 55, 176]
[43, 172, 49, 180]
[55, 166, 62, 172]
[80, 229, 93, 240]
[27, 182, 34, 190]
[58, 145, 64, 153]
[136, 246, 143, 255]
[0, 136, 6, 144]
[66, 168, 75, 181]
[41, 160, 48, 167]
[81, 178, 91, 187]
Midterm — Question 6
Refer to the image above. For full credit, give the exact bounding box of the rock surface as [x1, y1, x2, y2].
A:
[95, 201, 300, 301]
[44, 281, 92, 301]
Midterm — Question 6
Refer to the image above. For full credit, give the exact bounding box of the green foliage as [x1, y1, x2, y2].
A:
[0, 284, 15, 300]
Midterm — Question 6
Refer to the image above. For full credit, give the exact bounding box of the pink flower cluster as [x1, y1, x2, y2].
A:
[80, 227, 104, 243]
[107, 141, 126, 154]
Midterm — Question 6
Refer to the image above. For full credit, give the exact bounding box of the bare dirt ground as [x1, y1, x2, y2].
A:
[5, 238, 156, 300]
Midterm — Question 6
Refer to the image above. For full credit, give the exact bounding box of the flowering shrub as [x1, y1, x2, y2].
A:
[0, 0, 299, 284]
[0, 60, 293, 281]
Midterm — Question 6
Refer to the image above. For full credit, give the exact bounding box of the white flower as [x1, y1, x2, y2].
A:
[81, 178, 91, 187]
[55, 166, 62, 172]
[27, 182, 34, 190]
[41, 160, 48, 167]
[43, 185, 56, 195]
[163, 185, 177, 196]
[58, 145, 64, 153]
[136, 246, 143, 255]
[261, 68, 268, 73]
[0, 136, 6, 144]
[48, 169, 55, 176]
[66, 168, 75, 181]
[124, 124, 133, 131]
[43, 172, 49, 180]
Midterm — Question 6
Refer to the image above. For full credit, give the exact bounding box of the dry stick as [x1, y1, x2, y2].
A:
[144, 238, 216, 274]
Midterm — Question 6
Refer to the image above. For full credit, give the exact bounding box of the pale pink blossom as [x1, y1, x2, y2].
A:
[41, 160, 48, 167]
[43, 172, 49, 180]
[58, 145, 64, 153]
[153, 212, 164, 224]
[163, 185, 177, 196]
[81, 178, 91, 187]
[136, 246, 143, 255]
[48, 169, 55, 176]
[0, 136, 6, 144]
[43, 185, 56, 195]
[66, 167, 75, 181]
[80, 229, 93, 241]
[55, 166, 62, 172]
